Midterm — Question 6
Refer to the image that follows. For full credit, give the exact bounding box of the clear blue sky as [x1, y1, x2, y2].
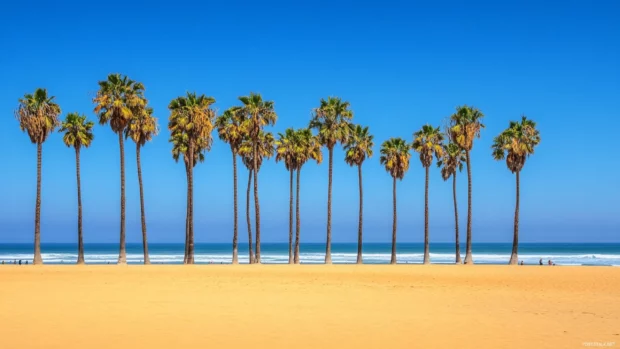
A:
[1, 0, 618, 244]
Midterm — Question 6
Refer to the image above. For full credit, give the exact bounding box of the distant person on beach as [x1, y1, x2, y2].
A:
[18, 260, 22, 265]
[539, 258, 543, 265]
[1, 261, 4, 265]
[25, 261, 28, 265]
[520, 261, 524, 265]
[548, 259, 552, 265]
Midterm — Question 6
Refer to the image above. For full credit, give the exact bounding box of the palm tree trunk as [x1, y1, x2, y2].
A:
[184, 161, 190, 264]
[294, 168, 301, 264]
[117, 132, 127, 265]
[288, 168, 294, 264]
[356, 163, 363, 264]
[76, 147, 85, 265]
[136, 144, 150, 265]
[509, 171, 520, 265]
[463, 150, 474, 264]
[246, 169, 254, 264]
[325, 146, 334, 264]
[187, 141, 195, 264]
[453, 172, 462, 264]
[33, 143, 43, 265]
[253, 143, 261, 263]
[390, 177, 397, 265]
[232, 149, 239, 264]
[423, 165, 430, 264]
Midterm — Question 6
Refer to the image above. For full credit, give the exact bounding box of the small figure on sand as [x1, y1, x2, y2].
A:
[520, 261, 524, 265]
[18, 260, 22, 265]
[539, 258, 543, 265]
[25, 261, 28, 265]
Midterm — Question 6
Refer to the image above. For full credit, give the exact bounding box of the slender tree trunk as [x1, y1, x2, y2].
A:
[136, 144, 150, 265]
[76, 147, 85, 265]
[325, 146, 334, 264]
[391, 177, 397, 265]
[246, 169, 254, 264]
[294, 168, 301, 264]
[423, 166, 430, 264]
[253, 142, 261, 263]
[187, 141, 195, 264]
[232, 149, 239, 264]
[356, 163, 363, 264]
[453, 172, 462, 264]
[184, 161, 190, 264]
[463, 150, 474, 264]
[509, 171, 520, 265]
[288, 168, 294, 264]
[33, 143, 43, 265]
[118, 133, 127, 265]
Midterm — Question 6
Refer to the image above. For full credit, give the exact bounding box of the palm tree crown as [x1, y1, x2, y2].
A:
[310, 96, 353, 149]
[239, 130, 275, 170]
[344, 124, 373, 166]
[168, 92, 216, 148]
[16, 88, 62, 144]
[438, 143, 466, 181]
[216, 108, 244, 153]
[93, 74, 145, 133]
[126, 106, 158, 147]
[293, 128, 323, 167]
[449, 105, 485, 151]
[492, 116, 541, 172]
[380, 138, 411, 179]
[237, 93, 277, 138]
[275, 128, 298, 171]
[60, 113, 94, 149]
[412, 124, 444, 167]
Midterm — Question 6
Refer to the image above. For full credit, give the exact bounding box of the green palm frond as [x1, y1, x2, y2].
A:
[15, 88, 62, 144]
[448, 105, 485, 151]
[344, 124, 374, 167]
[60, 113, 94, 149]
[412, 124, 444, 168]
[309, 96, 353, 150]
[93, 74, 145, 134]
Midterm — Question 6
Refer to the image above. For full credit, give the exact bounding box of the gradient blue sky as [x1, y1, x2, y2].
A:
[1, 0, 618, 244]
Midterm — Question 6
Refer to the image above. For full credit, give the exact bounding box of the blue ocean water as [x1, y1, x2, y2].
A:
[0, 243, 618, 265]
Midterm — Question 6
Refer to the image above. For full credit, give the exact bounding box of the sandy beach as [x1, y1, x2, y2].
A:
[0, 265, 618, 349]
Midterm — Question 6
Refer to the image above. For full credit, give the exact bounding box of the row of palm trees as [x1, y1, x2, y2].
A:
[14, 73, 541, 266]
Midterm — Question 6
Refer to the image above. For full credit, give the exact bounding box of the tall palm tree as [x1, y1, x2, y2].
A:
[437, 142, 466, 264]
[93, 74, 144, 264]
[310, 96, 353, 263]
[239, 130, 275, 263]
[126, 104, 158, 265]
[292, 128, 322, 264]
[216, 108, 245, 264]
[60, 113, 94, 264]
[449, 105, 485, 264]
[275, 128, 298, 264]
[236, 93, 277, 263]
[170, 132, 206, 263]
[412, 125, 444, 264]
[379, 138, 411, 265]
[492, 116, 541, 265]
[15, 88, 61, 265]
[343, 124, 373, 264]
[168, 92, 216, 264]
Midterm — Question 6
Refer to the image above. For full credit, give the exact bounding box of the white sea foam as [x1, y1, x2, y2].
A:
[1, 251, 618, 266]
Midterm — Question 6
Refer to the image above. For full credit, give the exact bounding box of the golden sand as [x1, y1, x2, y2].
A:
[0, 265, 618, 349]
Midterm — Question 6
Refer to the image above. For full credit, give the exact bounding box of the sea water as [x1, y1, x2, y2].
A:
[1, 243, 618, 266]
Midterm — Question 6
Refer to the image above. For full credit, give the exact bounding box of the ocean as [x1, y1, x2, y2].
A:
[1, 243, 619, 266]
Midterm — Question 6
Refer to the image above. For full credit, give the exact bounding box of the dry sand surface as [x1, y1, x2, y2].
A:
[1, 265, 618, 349]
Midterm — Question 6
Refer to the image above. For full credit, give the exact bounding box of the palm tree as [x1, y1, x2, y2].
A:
[343, 124, 373, 264]
[379, 138, 411, 265]
[168, 92, 216, 264]
[492, 116, 541, 265]
[15, 88, 61, 265]
[239, 130, 275, 263]
[412, 125, 444, 264]
[93, 74, 145, 264]
[216, 108, 245, 264]
[437, 142, 466, 264]
[236, 93, 277, 263]
[170, 132, 206, 263]
[292, 128, 322, 264]
[449, 105, 485, 264]
[126, 104, 158, 265]
[310, 97, 353, 263]
[60, 113, 94, 264]
[275, 128, 298, 264]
